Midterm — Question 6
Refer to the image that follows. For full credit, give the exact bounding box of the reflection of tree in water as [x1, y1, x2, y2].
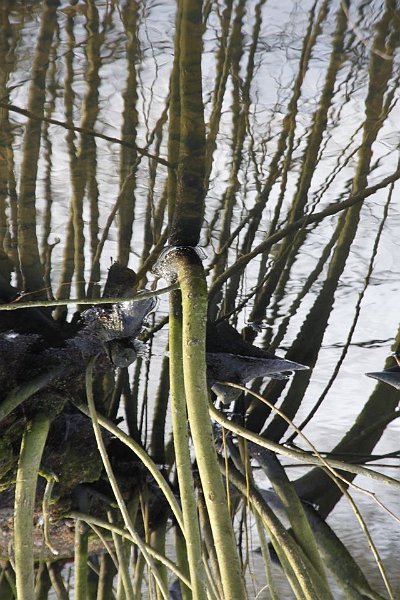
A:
[0, 0, 399, 597]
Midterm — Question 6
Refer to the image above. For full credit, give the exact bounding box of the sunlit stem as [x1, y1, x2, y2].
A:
[175, 249, 247, 600]
[42, 474, 59, 556]
[14, 413, 51, 600]
[197, 496, 223, 599]
[75, 400, 184, 530]
[0, 283, 178, 311]
[169, 288, 207, 600]
[209, 401, 400, 489]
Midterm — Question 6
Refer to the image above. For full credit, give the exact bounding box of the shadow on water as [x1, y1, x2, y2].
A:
[0, 0, 400, 598]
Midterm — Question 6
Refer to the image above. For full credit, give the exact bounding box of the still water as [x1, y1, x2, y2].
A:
[1, 0, 400, 597]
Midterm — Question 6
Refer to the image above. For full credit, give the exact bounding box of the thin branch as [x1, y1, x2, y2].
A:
[0, 283, 178, 311]
[208, 167, 400, 300]
[0, 101, 174, 168]
[209, 403, 400, 489]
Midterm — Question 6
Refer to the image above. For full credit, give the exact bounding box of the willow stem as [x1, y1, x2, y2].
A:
[169, 289, 207, 600]
[175, 249, 247, 600]
[14, 413, 51, 600]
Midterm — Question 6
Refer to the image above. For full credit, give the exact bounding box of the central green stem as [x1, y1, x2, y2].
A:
[169, 288, 207, 600]
[171, 248, 247, 600]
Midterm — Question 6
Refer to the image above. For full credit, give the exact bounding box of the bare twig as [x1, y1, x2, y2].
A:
[0, 101, 174, 168]
[0, 283, 179, 311]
